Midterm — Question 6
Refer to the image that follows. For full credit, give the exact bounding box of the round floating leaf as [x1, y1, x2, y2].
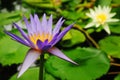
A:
[10, 68, 39, 80]
[114, 74, 120, 80]
[61, 29, 86, 47]
[45, 47, 110, 80]
[45, 73, 56, 80]
[0, 31, 29, 66]
[10, 67, 55, 80]
[99, 36, 120, 58]
[110, 25, 120, 34]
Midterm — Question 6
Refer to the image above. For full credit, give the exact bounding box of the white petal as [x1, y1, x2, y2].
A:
[95, 23, 100, 28]
[107, 19, 119, 22]
[109, 13, 116, 17]
[103, 24, 110, 34]
[89, 9, 95, 16]
[17, 49, 40, 78]
[84, 22, 95, 28]
[86, 13, 92, 18]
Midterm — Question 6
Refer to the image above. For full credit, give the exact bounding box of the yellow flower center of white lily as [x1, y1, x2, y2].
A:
[29, 33, 53, 45]
[96, 13, 107, 24]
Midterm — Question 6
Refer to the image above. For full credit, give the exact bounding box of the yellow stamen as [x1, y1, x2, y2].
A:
[29, 33, 53, 45]
[96, 13, 107, 24]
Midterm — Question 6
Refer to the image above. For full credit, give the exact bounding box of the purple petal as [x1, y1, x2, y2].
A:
[47, 15, 52, 35]
[53, 17, 65, 36]
[5, 30, 30, 47]
[42, 39, 51, 50]
[43, 39, 49, 44]
[42, 14, 47, 33]
[37, 39, 51, 50]
[48, 47, 78, 65]
[13, 23, 27, 37]
[52, 24, 73, 46]
[37, 39, 44, 49]
[30, 14, 36, 33]
[42, 45, 51, 50]
[17, 49, 40, 78]
[34, 14, 43, 35]
[13, 23, 34, 47]
[49, 32, 59, 45]
[23, 16, 31, 34]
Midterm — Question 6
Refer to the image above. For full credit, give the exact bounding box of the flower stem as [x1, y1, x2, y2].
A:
[110, 62, 120, 67]
[108, 71, 120, 75]
[39, 54, 44, 80]
[73, 24, 100, 49]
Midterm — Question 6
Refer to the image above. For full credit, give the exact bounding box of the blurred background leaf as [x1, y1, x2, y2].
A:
[95, 0, 112, 6]
[0, 11, 21, 26]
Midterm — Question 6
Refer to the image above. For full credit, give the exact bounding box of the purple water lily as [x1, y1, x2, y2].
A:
[5, 14, 77, 78]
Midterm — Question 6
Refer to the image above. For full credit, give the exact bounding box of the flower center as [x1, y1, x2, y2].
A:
[96, 13, 107, 24]
[29, 33, 53, 45]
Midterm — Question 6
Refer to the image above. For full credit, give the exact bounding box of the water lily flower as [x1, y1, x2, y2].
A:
[85, 5, 119, 34]
[5, 14, 77, 78]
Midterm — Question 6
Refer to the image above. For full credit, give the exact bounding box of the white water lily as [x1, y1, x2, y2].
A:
[85, 5, 119, 34]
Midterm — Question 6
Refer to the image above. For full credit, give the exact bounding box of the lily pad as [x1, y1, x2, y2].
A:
[99, 36, 120, 58]
[45, 47, 110, 80]
[0, 31, 29, 66]
[61, 29, 86, 47]
[10, 67, 56, 80]
[114, 74, 120, 80]
[110, 25, 120, 34]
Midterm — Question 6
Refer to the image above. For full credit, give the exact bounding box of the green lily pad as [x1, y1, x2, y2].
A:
[114, 74, 120, 80]
[110, 25, 120, 34]
[99, 36, 120, 58]
[10, 67, 56, 80]
[45, 47, 110, 80]
[0, 31, 29, 66]
[61, 29, 86, 47]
